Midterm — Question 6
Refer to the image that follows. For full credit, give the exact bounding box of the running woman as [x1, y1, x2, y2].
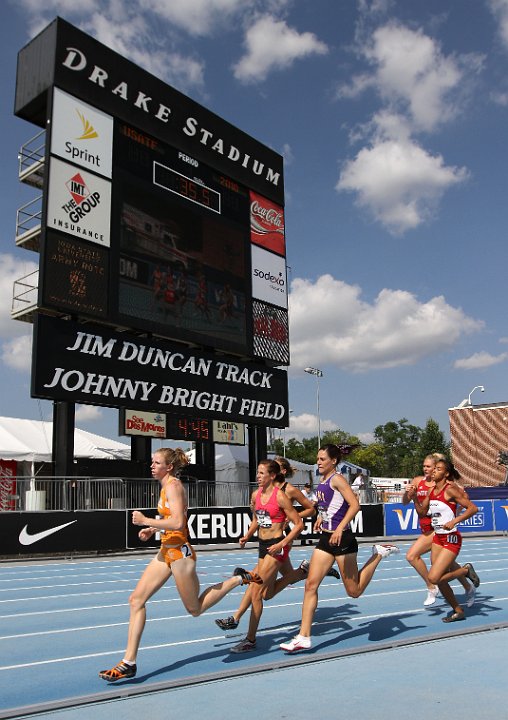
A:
[417, 458, 480, 623]
[215, 457, 336, 636]
[403, 453, 475, 607]
[228, 459, 304, 653]
[280, 443, 399, 653]
[99, 448, 261, 681]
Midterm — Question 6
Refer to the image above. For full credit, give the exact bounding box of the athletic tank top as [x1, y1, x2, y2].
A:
[315, 472, 351, 532]
[157, 481, 189, 546]
[429, 482, 458, 534]
[416, 478, 433, 533]
[255, 486, 286, 528]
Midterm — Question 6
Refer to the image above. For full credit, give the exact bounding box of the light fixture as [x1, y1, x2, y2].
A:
[468, 385, 485, 406]
[304, 367, 323, 449]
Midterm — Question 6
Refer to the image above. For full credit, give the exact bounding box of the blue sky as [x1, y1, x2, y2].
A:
[1, 0, 508, 447]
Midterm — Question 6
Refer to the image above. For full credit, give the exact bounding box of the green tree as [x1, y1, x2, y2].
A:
[410, 418, 450, 476]
[351, 443, 386, 477]
[373, 418, 422, 477]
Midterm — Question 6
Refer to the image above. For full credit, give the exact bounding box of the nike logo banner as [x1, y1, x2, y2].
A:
[19, 520, 77, 546]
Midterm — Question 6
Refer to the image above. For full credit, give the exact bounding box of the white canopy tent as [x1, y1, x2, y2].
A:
[186, 444, 314, 505]
[0, 416, 131, 463]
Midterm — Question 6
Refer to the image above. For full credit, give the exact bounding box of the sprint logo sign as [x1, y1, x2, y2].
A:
[51, 87, 113, 178]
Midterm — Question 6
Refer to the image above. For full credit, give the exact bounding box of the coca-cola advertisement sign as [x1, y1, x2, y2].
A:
[250, 191, 285, 256]
[0, 460, 17, 511]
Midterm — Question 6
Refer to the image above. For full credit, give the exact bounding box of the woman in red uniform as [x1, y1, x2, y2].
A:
[403, 453, 474, 607]
[228, 459, 304, 653]
[99, 448, 261, 681]
[417, 458, 480, 623]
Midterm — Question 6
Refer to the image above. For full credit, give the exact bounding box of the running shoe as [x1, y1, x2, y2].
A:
[465, 585, 476, 608]
[215, 615, 239, 630]
[299, 559, 310, 575]
[423, 587, 439, 607]
[463, 563, 480, 588]
[233, 567, 263, 585]
[372, 543, 400, 558]
[442, 611, 465, 623]
[230, 637, 256, 653]
[99, 661, 137, 681]
[299, 559, 340, 580]
[326, 566, 341, 580]
[280, 634, 312, 653]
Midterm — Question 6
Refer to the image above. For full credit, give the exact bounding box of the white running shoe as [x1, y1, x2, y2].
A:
[423, 587, 439, 607]
[372, 544, 400, 558]
[280, 634, 312, 653]
[465, 585, 476, 608]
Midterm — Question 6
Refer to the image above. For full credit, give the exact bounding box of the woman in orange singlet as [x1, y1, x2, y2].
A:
[99, 447, 261, 682]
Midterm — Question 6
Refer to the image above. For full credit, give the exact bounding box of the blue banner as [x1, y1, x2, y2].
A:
[457, 501, 494, 533]
[384, 501, 494, 536]
[493, 498, 508, 531]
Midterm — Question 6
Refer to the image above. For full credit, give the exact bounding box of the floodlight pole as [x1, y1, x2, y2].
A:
[304, 367, 323, 450]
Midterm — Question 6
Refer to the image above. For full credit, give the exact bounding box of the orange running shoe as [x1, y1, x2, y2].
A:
[233, 567, 262, 585]
[99, 661, 137, 681]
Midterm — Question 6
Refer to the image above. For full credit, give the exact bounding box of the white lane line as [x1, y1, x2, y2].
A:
[2, 598, 508, 672]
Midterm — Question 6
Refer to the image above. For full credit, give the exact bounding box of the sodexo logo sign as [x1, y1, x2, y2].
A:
[251, 244, 287, 309]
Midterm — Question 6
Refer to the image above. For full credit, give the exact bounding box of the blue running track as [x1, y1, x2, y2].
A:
[0, 536, 507, 719]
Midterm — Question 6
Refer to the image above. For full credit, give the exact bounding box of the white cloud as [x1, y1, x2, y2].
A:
[336, 21, 482, 233]
[343, 22, 483, 133]
[140, 0, 247, 37]
[0, 254, 38, 339]
[285, 412, 338, 441]
[289, 274, 482, 372]
[454, 351, 508, 370]
[75, 404, 104, 423]
[488, 0, 508, 50]
[233, 15, 328, 83]
[1, 335, 32, 372]
[337, 131, 469, 234]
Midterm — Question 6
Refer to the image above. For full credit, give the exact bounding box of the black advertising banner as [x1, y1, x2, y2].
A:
[32, 315, 289, 427]
[3, 504, 386, 556]
[15, 18, 284, 205]
[41, 232, 109, 318]
[2, 511, 125, 555]
[125, 505, 385, 548]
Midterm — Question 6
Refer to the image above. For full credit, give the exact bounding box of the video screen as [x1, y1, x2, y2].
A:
[113, 123, 250, 354]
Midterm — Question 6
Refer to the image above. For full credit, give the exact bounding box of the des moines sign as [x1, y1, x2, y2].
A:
[32, 316, 289, 427]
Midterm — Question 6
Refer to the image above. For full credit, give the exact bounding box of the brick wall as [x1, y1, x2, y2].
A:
[449, 404, 508, 486]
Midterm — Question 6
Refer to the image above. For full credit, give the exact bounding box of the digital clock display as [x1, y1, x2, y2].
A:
[153, 162, 221, 213]
[166, 416, 211, 442]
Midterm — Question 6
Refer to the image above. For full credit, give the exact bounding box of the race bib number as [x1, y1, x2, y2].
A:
[181, 543, 193, 558]
[256, 509, 272, 528]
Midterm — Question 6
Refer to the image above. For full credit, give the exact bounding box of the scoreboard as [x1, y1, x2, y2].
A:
[15, 17, 290, 428]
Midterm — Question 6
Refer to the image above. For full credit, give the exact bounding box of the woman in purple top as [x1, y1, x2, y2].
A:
[280, 443, 399, 653]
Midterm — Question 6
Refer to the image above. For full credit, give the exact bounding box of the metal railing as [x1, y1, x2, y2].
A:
[18, 129, 45, 187]
[11, 269, 39, 320]
[0, 476, 255, 512]
[0, 476, 390, 512]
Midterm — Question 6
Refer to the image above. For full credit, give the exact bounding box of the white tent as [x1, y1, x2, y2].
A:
[187, 444, 314, 505]
[0, 416, 131, 463]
